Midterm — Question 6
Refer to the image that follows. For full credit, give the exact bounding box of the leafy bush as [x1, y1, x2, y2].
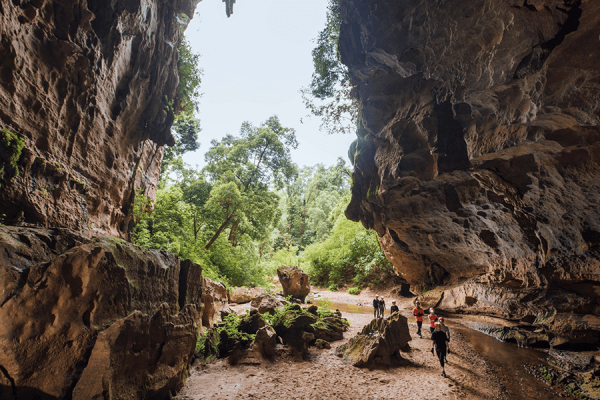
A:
[0, 128, 25, 181]
[348, 286, 361, 295]
[302, 201, 396, 289]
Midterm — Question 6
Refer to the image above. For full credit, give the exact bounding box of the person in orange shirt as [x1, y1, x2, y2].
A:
[412, 301, 425, 338]
[428, 308, 438, 334]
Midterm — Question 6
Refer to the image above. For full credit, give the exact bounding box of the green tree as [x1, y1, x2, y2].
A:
[277, 158, 350, 249]
[203, 116, 298, 250]
[302, 0, 358, 135]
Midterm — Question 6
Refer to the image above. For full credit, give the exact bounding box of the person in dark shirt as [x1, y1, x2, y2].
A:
[390, 300, 399, 314]
[379, 296, 386, 318]
[431, 322, 449, 377]
[373, 295, 380, 318]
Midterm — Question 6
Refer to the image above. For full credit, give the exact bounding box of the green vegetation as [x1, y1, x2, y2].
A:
[301, 197, 396, 289]
[302, 0, 358, 135]
[0, 128, 25, 183]
[134, 13, 393, 292]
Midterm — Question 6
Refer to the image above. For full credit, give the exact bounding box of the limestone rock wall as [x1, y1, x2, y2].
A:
[341, 0, 600, 326]
[0, 226, 203, 399]
[0, 0, 195, 236]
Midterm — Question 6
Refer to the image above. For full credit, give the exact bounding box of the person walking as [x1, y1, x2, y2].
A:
[438, 317, 450, 362]
[379, 296, 386, 318]
[390, 300, 399, 314]
[428, 308, 438, 334]
[431, 322, 449, 377]
[412, 301, 425, 338]
[373, 295, 380, 318]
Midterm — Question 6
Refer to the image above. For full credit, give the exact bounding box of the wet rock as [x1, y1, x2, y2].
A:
[250, 294, 286, 314]
[336, 313, 412, 368]
[0, 227, 203, 398]
[201, 278, 228, 327]
[277, 266, 310, 302]
[228, 287, 267, 304]
[315, 339, 331, 350]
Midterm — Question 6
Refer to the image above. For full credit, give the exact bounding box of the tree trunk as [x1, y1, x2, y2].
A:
[205, 213, 234, 250]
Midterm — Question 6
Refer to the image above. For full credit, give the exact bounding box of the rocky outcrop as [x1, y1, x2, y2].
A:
[0, 0, 196, 237]
[250, 294, 287, 314]
[277, 266, 310, 302]
[341, 0, 600, 337]
[336, 313, 411, 367]
[0, 226, 203, 399]
[201, 278, 228, 327]
[228, 287, 267, 304]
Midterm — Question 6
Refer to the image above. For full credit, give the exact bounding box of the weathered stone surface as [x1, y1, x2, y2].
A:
[252, 326, 278, 359]
[0, 227, 202, 399]
[336, 313, 411, 367]
[201, 278, 228, 327]
[277, 266, 310, 302]
[0, 0, 195, 237]
[73, 304, 198, 400]
[340, 0, 600, 337]
[250, 294, 286, 314]
[228, 287, 267, 304]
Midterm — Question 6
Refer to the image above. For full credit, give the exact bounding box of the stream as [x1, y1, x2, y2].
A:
[328, 301, 568, 399]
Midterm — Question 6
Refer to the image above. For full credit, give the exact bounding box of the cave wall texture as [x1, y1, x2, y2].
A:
[341, 0, 600, 333]
[0, 0, 196, 237]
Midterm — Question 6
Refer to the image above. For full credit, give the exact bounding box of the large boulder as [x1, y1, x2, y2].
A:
[0, 227, 203, 399]
[337, 313, 412, 368]
[277, 266, 310, 302]
[228, 287, 267, 304]
[201, 278, 228, 327]
[250, 294, 286, 314]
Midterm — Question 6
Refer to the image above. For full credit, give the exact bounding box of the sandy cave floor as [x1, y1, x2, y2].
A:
[176, 288, 509, 400]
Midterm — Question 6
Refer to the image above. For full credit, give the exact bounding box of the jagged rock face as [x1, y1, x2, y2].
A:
[341, 0, 600, 323]
[0, 226, 203, 399]
[0, 0, 195, 236]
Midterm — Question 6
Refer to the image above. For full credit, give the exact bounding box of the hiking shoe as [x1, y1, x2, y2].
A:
[442, 372, 446, 377]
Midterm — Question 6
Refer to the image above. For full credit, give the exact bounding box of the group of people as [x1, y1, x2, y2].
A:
[372, 295, 399, 318]
[373, 296, 451, 377]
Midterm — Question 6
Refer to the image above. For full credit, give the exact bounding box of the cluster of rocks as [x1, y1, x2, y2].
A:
[197, 303, 350, 364]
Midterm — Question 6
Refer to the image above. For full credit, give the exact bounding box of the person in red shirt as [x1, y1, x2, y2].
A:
[412, 301, 425, 338]
[428, 308, 438, 334]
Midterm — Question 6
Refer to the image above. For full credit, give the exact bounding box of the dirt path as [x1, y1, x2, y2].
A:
[176, 288, 508, 400]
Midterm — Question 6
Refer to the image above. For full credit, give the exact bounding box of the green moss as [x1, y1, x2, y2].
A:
[0, 128, 25, 183]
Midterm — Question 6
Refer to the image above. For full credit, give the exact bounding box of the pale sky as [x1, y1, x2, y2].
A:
[182, 0, 356, 170]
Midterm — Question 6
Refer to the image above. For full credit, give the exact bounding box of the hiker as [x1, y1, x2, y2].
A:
[390, 300, 399, 314]
[438, 317, 450, 362]
[412, 301, 425, 338]
[431, 322, 449, 377]
[428, 308, 438, 334]
[379, 296, 386, 318]
[373, 295, 380, 318]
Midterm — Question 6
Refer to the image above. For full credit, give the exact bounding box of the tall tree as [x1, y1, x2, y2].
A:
[203, 116, 298, 249]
